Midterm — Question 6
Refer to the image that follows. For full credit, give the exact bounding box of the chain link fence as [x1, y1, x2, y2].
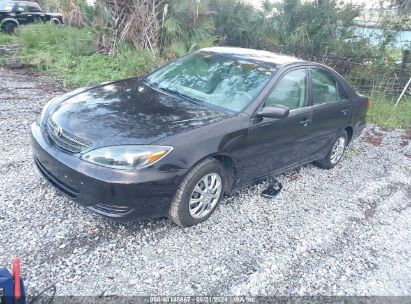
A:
[270, 47, 411, 101]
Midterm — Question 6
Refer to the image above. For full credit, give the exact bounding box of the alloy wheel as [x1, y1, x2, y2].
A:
[189, 173, 222, 219]
[330, 136, 346, 164]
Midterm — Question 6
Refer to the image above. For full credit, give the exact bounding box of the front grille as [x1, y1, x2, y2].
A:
[47, 119, 92, 153]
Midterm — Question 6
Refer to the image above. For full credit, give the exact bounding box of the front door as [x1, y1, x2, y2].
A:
[246, 68, 313, 179]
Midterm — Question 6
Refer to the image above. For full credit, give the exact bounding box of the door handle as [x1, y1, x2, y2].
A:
[299, 119, 311, 127]
[340, 108, 349, 115]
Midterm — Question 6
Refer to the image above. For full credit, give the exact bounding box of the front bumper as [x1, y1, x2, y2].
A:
[30, 123, 186, 219]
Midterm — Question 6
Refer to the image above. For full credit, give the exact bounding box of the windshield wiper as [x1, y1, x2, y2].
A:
[143, 79, 204, 106]
[157, 86, 204, 106]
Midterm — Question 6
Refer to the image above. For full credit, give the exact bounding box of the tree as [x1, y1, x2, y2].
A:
[273, 0, 361, 55]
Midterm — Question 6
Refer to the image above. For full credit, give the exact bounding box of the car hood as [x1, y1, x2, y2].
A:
[49, 78, 229, 146]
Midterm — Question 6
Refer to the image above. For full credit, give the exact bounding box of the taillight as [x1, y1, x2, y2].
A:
[367, 99, 371, 110]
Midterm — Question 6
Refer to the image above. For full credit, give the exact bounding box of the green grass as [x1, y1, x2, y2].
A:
[1, 23, 161, 88]
[0, 33, 16, 44]
[367, 96, 411, 129]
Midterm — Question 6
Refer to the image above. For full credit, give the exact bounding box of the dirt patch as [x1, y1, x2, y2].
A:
[356, 198, 377, 219]
[401, 128, 411, 140]
[362, 130, 383, 146]
[289, 168, 302, 181]
[400, 128, 411, 148]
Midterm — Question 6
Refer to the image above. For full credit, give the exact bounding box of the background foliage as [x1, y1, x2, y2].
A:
[1, 0, 410, 127]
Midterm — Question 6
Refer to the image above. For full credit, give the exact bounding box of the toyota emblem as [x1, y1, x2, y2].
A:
[54, 125, 63, 137]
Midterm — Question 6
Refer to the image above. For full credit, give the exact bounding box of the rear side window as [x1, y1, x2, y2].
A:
[311, 68, 346, 105]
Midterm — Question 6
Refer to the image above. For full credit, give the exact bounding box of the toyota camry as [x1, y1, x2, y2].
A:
[31, 47, 369, 227]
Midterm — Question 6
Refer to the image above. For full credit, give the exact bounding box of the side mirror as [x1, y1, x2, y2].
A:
[257, 104, 289, 119]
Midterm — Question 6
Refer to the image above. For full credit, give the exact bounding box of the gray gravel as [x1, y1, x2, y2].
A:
[0, 67, 410, 297]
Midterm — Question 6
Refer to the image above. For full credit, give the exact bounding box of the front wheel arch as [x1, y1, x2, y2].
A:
[211, 154, 237, 195]
[1, 20, 19, 33]
[169, 157, 226, 227]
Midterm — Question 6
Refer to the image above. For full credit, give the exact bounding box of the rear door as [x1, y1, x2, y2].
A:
[246, 67, 313, 178]
[307, 67, 352, 158]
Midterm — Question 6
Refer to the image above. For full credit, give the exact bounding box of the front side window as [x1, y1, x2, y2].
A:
[311, 68, 341, 105]
[265, 68, 307, 110]
[146, 52, 277, 113]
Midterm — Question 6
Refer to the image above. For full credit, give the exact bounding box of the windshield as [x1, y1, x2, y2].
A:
[0, 2, 14, 11]
[146, 51, 277, 113]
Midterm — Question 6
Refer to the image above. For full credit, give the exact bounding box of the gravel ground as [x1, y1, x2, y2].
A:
[0, 67, 410, 297]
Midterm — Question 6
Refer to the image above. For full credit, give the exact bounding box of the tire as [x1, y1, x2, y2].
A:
[169, 158, 225, 227]
[314, 130, 348, 169]
[2, 22, 17, 34]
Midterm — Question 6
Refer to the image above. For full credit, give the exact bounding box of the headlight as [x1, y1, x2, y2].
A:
[81, 145, 173, 170]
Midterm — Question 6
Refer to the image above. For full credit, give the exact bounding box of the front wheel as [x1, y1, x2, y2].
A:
[169, 158, 225, 227]
[315, 131, 348, 169]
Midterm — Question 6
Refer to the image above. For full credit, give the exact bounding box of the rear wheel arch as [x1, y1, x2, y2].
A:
[49, 18, 60, 24]
[344, 126, 353, 145]
[315, 130, 348, 169]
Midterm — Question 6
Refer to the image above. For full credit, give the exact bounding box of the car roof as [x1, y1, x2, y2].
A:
[199, 47, 304, 66]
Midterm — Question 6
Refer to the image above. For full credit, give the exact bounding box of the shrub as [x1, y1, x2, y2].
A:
[367, 96, 411, 129]
[17, 23, 96, 56]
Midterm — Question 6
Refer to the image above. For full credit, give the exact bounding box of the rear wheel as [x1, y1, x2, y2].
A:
[169, 158, 225, 227]
[315, 131, 348, 169]
[2, 22, 17, 34]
